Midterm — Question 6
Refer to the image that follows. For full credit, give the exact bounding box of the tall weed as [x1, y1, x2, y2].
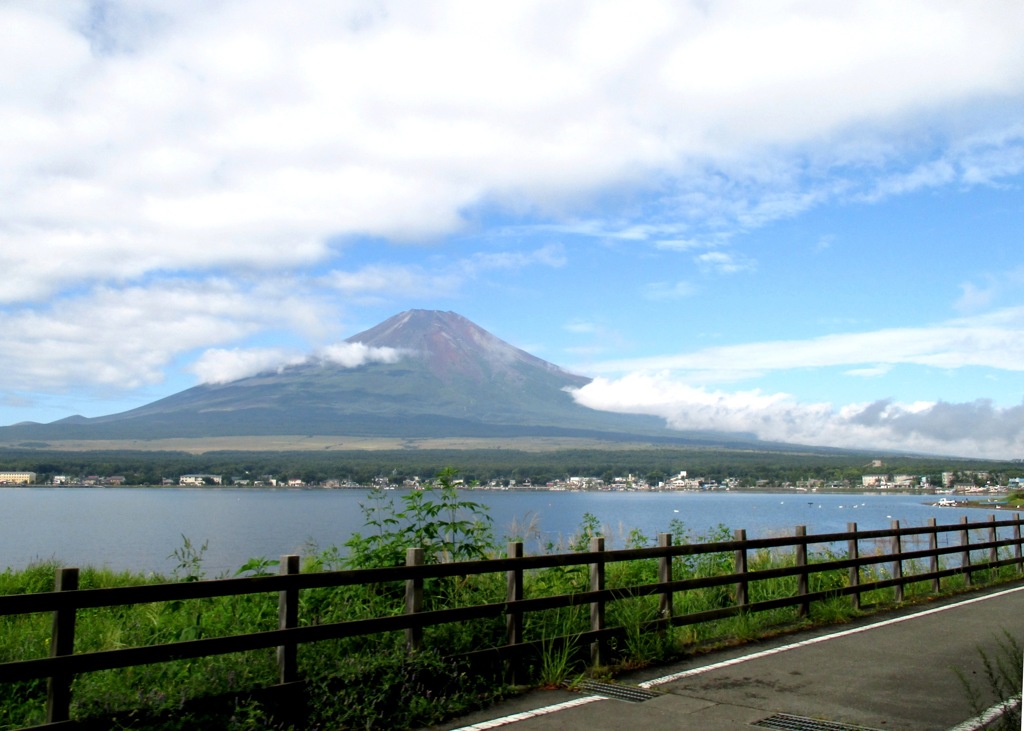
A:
[956, 631, 1022, 731]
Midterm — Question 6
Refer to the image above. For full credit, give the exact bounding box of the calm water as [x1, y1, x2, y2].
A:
[0, 487, 1000, 575]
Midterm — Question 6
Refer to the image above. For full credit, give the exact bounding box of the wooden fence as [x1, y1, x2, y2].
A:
[1, 513, 1022, 728]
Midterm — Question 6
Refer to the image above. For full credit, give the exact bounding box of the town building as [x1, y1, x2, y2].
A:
[0, 471, 36, 485]
[179, 474, 224, 486]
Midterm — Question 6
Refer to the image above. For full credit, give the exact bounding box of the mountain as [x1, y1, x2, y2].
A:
[0, 310, 757, 447]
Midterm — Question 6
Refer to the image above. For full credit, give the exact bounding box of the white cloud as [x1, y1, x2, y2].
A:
[589, 306, 1024, 377]
[695, 251, 756, 275]
[813, 235, 835, 253]
[955, 281, 998, 314]
[644, 280, 699, 301]
[844, 365, 892, 379]
[565, 320, 600, 335]
[0, 1, 1021, 304]
[322, 244, 563, 303]
[190, 342, 406, 385]
[191, 347, 305, 384]
[462, 244, 568, 273]
[956, 123, 1024, 185]
[570, 374, 1024, 459]
[324, 265, 461, 302]
[317, 342, 405, 368]
[654, 238, 705, 252]
[0, 277, 330, 393]
[859, 159, 958, 202]
[573, 306, 1024, 457]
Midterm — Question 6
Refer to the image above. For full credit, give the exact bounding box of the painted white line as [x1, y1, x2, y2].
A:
[946, 694, 1021, 731]
[639, 584, 1024, 688]
[448, 695, 605, 731]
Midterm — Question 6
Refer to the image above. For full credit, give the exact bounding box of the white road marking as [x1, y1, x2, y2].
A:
[448, 695, 605, 730]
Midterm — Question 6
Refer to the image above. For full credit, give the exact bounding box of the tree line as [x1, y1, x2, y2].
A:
[0, 447, 1018, 487]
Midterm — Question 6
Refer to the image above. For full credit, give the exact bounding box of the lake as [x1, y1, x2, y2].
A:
[0, 487, 1002, 575]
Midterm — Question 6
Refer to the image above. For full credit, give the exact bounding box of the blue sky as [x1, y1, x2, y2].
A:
[2, 1, 1023, 458]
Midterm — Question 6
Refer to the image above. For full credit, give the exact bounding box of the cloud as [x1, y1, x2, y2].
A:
[463, 244, 568, 272]
[573, 307, 1024, 457]
[644, 280, 699, 301]
[191, 348, 305, 384]
[954, 267, 1024, 314]
[813, 235, 835, 253]
[0, 277, 330, 393]
[323, 244, 564, 303]
[317, 342, 405, 368]
[1, 1, 1022, 305]
[570, 374, 1024, 459]
[957, 123, 1024, 185]
[191, 342, 405, 384]
[564, 320, 600, 335]
[695, 251, 756, 275]
[955, 281, 998, 314]
[654, 238, 706, 252]
[857, 160, 958, 202]
[324, 265, 462, 302]
[588, 306, 1024, 377]
[844, 365, 892, 379]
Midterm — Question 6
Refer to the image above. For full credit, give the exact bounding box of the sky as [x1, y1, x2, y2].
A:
[2, 1, 1024, 460]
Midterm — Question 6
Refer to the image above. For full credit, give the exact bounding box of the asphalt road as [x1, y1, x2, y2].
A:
[431, 583, 1024, 731]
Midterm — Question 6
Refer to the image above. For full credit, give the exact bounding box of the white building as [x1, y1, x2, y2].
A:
[179, 474, 223, 486]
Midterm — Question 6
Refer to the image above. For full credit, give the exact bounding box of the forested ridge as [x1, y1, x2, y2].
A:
[0, 447, 1016, 487]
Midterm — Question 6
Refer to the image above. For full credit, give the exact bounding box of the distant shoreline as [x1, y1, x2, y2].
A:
[3, 483, 1011, 500]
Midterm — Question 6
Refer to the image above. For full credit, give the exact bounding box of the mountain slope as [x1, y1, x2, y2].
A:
[0, 310, 755, 445]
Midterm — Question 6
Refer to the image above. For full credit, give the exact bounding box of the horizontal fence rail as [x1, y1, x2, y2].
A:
[1, 513, 1022, 727]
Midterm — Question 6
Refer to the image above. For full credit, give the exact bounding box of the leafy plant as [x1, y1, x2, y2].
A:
[305, 649, 505, 729]
[169, 535, 208, 582]
[344, 467, 495, 568]
[233, 557, 279, 578]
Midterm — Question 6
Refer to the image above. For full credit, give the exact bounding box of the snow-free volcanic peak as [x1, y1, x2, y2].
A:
[346, 310, 587, 387]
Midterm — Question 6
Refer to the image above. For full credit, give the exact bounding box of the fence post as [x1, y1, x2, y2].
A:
[987, 515, 998, 573]
[733, 529, 748, 608]
[846, 522, 860, 611]
[795, 526, 808, 618]
[46, 567, 79, 724]
[960, 516, 972, 588]
[927, 518, 940, 594]
[891, 520, 904, 603]
[406, 547, 424, 653]
[658, 533, 674, 622]
[506, 541, 524, 683]
[278, 554, 300, 684]
[1014, 514, 1022, 574]
[590, 536, 606, 667]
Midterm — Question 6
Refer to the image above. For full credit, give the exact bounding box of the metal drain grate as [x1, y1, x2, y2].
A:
[753, 713, 883, 731]
[574, 679, 659, 703]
